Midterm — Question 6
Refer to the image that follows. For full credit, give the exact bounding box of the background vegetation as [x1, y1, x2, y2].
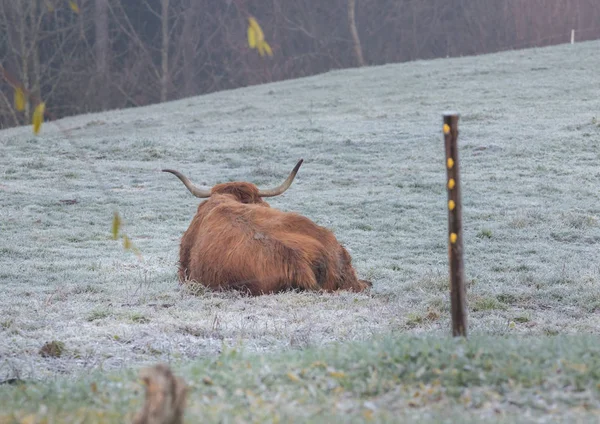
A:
[1, 0, 600, 129]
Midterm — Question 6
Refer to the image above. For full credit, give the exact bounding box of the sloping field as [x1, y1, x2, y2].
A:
[1, 38, 600, 399]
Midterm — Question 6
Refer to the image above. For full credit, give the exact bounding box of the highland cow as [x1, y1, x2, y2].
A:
[163, 159, 371, 295]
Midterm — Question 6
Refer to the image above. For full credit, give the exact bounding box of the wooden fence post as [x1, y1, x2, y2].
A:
[443, 113, 467, 337]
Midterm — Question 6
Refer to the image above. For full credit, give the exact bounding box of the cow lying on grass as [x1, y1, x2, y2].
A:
[163, 159, 372, 295]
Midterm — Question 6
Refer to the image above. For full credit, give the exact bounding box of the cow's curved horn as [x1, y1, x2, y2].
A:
[257, 159, 304, 197]
[162, 169, 212, 198]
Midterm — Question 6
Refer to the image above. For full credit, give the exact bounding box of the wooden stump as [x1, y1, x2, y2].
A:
[133, 364, 187, 424]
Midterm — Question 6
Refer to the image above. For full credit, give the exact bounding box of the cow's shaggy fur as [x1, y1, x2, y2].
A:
[164, 161, 371, 295]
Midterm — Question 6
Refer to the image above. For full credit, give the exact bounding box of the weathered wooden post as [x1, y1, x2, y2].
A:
[443, 113, 467, 337]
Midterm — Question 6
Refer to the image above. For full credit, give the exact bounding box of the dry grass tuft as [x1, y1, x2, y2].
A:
[39, 341, 65, 358]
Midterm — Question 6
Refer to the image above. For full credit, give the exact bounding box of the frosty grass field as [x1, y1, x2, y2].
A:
[1, 40, 600, 421]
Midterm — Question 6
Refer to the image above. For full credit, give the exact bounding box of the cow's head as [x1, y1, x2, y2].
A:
[162, 159, 304, 206]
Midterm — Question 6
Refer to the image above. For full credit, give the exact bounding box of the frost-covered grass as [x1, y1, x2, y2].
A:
[1, 38, 600, 397]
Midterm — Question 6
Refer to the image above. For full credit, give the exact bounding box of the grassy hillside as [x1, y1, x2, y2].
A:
[1, 39, 600, 420]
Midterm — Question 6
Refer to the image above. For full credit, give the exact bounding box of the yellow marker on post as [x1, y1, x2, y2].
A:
[448, 200, 455, 211]
[450, 233, 457, 244]
[447, 158, 454, 169]
[448, 178, 455, 190]
[443, 123, 450, 134]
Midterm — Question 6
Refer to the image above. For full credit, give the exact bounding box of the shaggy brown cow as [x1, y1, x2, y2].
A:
[163, 159, 372, 295]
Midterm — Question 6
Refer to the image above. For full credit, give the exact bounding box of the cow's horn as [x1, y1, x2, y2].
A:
[257, 159, 304, 197]
[162, 169, 212, 198]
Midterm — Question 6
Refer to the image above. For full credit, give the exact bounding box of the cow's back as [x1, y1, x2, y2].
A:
[181, 200, 337, 293]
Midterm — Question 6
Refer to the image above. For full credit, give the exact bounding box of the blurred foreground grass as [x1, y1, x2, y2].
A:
[1, 335, 599, 423]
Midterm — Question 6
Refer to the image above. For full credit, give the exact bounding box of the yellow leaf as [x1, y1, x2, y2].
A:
[248, 17, 264, 42]
[123, 235, 132, 250]
[69, 1, 80, 14]
[45, 0, 55, 12]
[111, 212, 121, 240]
[262, 41, 273, 57]
[247, 17, 273, 57]
[257, 42, 265, 57]
[32, 102, 45, 135]
[329, 371, 346, 379]
[287, 372, 300, 382]
[247, 27, 256, 49]
[14, 87, 25, 111]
